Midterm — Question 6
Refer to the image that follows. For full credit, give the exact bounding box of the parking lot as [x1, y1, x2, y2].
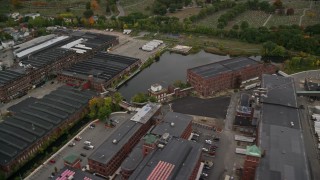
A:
[26, 112, 133, 180]
[83, 29, 163, 63]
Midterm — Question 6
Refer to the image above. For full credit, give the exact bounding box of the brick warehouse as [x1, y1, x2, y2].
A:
[0, 32, 118, 103]
[187, 57, 276, 97]
[57, 52, 141, 92]
[88, 104, 161, 178]
[120, 112, 197, 179]
[0, 86, 96, 176]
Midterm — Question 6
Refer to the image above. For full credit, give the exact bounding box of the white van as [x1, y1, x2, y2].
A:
[84, 141, 91, 145]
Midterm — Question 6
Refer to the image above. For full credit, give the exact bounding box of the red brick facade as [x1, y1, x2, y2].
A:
[1, 107, 89, 174]
[0, 38, 119, 103]
[187, 63, 276, 97]
[88, 109, 161, 177]
[242, 155, 260, 180]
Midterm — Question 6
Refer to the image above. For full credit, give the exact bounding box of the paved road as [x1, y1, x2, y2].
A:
[26, 113, 132, 180]
[116, 1, 125, 17]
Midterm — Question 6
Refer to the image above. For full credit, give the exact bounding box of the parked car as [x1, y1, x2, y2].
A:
[201, 172, 209, 177]
[83, 146, 91, 150]
[80, 153, 87, 157]
[193, 133, 200, 137]
[89, 124, 96, 129]
[49, 159, 56, 164]
[84, 141, 91, 145]
[205, 140, 212, 145]
[87, 145, 94, 149]
[75, 136, 82, 141]
[68, 142, 75, 147]
[202, 148, 209, 152]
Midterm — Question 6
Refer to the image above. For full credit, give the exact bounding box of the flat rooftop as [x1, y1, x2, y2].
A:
[129, 138, 202, 180]
[89, 103, 160, 165]
[131, 103, 161, 124]
[151, 112, 192, 138]
[0, 86, 96, 166]
[0, 69, 26, 87]
[60, 52, 140, 83]
[260, 74, 297, 108]
[88, 120, 141, 165]
[188, 57, 259, 79]
[256, 74, 309, 180]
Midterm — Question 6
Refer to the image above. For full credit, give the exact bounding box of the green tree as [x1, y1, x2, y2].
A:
[132, 93, 148, 103]
[113, 92, 123, 104]
[86, 1, 91, 10]
[84, 9, 94, 18]
[240, 21, 249, 30]
[149, 96, 158, 103]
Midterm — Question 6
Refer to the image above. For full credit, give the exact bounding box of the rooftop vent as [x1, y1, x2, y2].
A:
[112, 139, 118, 144]
[158, 144, 165, 149]
[170, 122, 175, 127]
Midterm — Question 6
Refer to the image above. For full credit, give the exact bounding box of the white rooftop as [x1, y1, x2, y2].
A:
[130, 103, 161, 124]
[16, 36, 69, 58]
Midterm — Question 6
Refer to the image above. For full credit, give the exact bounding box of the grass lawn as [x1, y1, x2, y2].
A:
[121, 0, 155, 15]
[1, 0, 107, 17]
[195, 9, 230, 28]
[266, 9, 303, 27]
[170, 34, 263, 56]
[227, 10, 270, 29]
[302, 3, 320, 27]
[167, 7, 202, 21]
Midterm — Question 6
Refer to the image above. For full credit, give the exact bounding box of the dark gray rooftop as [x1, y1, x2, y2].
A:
[256, 74, 309, 180]
[0, 86, 96, 166]
[260, 74, 297, 108]
[88, 119, 141, 165]
[151, 112, 192, 138]
[22, 47, 75, 68]
[121, 141, 144, 172]
[129, 138, 202, 180]
[189, 57, 259, 79]
[0, 69, 25, 87]
[60, 52, 139, 83]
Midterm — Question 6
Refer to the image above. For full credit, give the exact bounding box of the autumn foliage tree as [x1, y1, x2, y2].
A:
[11, 0, 23, 9]
[273, 0, 283, 9]
[91, 0, 100, 10]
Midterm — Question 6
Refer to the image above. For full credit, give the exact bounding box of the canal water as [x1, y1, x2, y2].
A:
[118, 50, 261, 100]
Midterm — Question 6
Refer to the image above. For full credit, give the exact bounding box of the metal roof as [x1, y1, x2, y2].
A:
[0, 69, 25, 87]
[151, 112, 192, 138]
[188, 57, 259, 79]
[0, 86, 96, 166]
[131, 103, 161, 124]
[16, 36, 69, 58]
[256, 74, 310, 180]
[129, 138, 202, 180]
[60, 52, 140, 83]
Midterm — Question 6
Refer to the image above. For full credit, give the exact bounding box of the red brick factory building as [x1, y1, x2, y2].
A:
[0, 31, 118, 103]
[187, 57, 276, 97]
[88, 104, 162, 178]
[57, 52, 141, 92]
[0, 86, 96, 177]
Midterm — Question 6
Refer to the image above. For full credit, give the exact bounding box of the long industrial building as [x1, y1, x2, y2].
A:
[241, 74, 310, 180]
[120, 112, 198, 179]
[187, 57, 276, 97]
[0, 31, 118, 103]
[88, 104, 161, 178]
[57, 52, 141, 92]
[0, 86, 96, 176]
